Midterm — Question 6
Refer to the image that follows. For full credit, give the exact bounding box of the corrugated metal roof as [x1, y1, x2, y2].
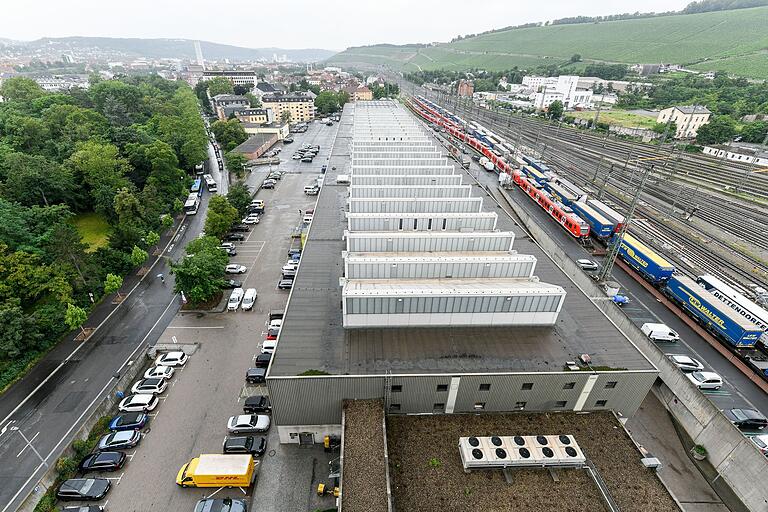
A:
[343, 279, 563, 296]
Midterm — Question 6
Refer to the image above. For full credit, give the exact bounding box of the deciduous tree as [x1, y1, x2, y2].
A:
[204, 196, 239, 239]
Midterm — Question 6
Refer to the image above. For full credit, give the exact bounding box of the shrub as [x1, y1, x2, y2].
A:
[71, 438, 91, 459]
[56, 456, 78, 480]
[33, 493, 56, 512]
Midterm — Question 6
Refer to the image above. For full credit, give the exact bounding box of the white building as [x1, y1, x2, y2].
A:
[525, 75, 593, 110]
[656, 106, 712, 138]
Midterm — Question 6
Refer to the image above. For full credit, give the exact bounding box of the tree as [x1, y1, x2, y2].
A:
[570, 54, 582, 63]
[113, 188, 143, 226]
[204, 196, 239, 239]
[547, 100, 564, 120]
[227, 183, 252, 216]
[64, 303, 88, 335]
[740, 121, 768, 143]
[245, 93, 262, 108]
[280, 110, 292, 124]
[206, 77, 234, 97]
[210, 119, 248, 151]
[0, 77, 45, 102]
[225, 152, 248, 180]
[66, 140, 131, 216]
[652, 121, 677, 136]
[337, 91, 350, 108]
[145, 231, 160, 248]
[104, 273, 124, 299]
[0, 153, 76, 207]
[0, 299, 39, 360]
[171, 235, 228, 304]
[696, 115, 737, 144]
[130, 245, 149, 267]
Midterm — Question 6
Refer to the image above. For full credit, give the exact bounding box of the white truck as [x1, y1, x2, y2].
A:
[641, 323, 680, 342]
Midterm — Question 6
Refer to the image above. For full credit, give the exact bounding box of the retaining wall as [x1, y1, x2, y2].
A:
[498, 187, 768, 511]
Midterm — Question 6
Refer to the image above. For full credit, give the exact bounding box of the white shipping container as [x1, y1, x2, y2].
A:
[350, 175, 463, 186]
[351, 158, 449, 167]
[346, 212, 498, 232]
[345, 231, 516, 253]
[344, 253, 537, 279]
[349, 185, 472, 199]
[350, 166, 456, 176]
[348, 197, 483, 214]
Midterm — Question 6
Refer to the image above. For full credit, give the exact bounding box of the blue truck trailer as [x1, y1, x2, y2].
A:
[665, 275, 762, 347]
[569, 201, 615, 238]
[615, 233, 675, 284]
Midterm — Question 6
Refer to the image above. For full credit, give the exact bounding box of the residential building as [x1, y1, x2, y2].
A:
[703, 143, 768, 167]
[234, 108, 275, 125]
[211, 94, 250, 121]
[656, 105, 712, 138]
[231, 133, 278, 160]
[243, 122, 290, 141]
[34, 75, 89, 92]
[457, 79, 474, 98]
[261, 92, 316, 123]
[201, 69, 258, 88]
[343, 85, 373, 102]
[527, 75, 592, 109]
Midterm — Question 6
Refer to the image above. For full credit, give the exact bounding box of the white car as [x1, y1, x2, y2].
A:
[220, 242, 236, 250]
[227, 288, 244, 311]
[241, 288, 258, 311]
[751, 434, 768, 456]
[283, 261, 299, 271]
[227, 414, 271, 434]
[155, 351, 188, 367]
[577, 259, 599, 271]
[269, 319, 283, 330]
[226, 264, 247, 274]
[666, 354, 704, 372]
[242, 215, 260, 225]
[686, 371, 723, 390]
[118, 394, 159, 412]
[131, 378, 168, 395]
[144, 365, 175, 380]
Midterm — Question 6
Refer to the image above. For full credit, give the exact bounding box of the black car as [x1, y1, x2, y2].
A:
[261, 180, 276, 189]
[230, 224, 251, 232]
[723, 408, 768, 430]
[194, 498, 247, 512]
[223, 435, 267, 457]
[62, 507, 104, 512]
[224, 233, 246, 241]
[221, 279, 243, 289]
[79, 451, 126, 473]
[246, 368, 266, 384]
[243, 395, 271, 413]
[283, 137, 294, 144]
[277, 278, 293, 290]
[253, 353, 271, 369]
[57, 478, 111, 501]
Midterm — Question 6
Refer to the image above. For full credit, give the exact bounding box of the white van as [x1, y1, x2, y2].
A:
[336, 174, 350, 184]
[641, 323, 680, 342]
[227, 288, 244, 311]
[304, 185, 319, 195]
[241, 288, 258, 311]
[261, 340, 277, 354]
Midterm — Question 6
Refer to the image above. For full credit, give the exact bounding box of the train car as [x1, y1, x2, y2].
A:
[569, 201, 616, 239]
[556, 177, 588, 202]
[614, 233, 675, 284]
[542, 181, 577, 206]
[697, 274, 768, 345]
[513, 171, 590, 239]
[521, 155, 551, 174]
[588, 199, 625, 234]
[665, 275, 762, 348]
[520, 165, 550, 185]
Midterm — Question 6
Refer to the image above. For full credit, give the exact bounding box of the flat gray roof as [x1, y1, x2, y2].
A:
[269, 103, 655, 377]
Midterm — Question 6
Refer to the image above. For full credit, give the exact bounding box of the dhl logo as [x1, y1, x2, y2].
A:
[680, 289, 726, 330]
[622, 243, 648, 268]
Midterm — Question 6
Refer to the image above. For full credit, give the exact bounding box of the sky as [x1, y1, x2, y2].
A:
[3, 0, 691, 51]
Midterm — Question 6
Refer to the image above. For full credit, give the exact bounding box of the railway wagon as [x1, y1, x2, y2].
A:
[697, 274, 768, 345]
[543, 181, 578, 206]
[570, 201, 615, 238]
[588, 199, 625, 234]
[614, 233, 675, 284]
[521, 165, 550, 185]
[665, 275, 763, 348]
[512, 171, 589, 239]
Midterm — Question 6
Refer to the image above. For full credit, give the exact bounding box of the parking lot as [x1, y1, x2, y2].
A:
[70, 120, 341, 512]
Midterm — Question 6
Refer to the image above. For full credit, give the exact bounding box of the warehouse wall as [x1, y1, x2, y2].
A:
[351, 175, 463, 187]
[345, 231, 516, 252]
[349, 185, 472, 198]
[347, 212, 497, 232]
[348, 197, 483, 214]
[344, 256, 536, 279]
[351, 166, 456, 176]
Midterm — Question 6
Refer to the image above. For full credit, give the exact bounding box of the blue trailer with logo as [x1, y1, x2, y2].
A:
[570, 201, 615, 239]
[614, 233, 675, 284]
[665, 275, 762, 347]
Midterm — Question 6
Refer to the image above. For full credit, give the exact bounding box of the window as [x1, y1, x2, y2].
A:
[479, 383, 491, 391]
[595, 400, 607, 407]
[389, 403, 401, 411]
[514, 401, 527, 409]
[554, 401, 567, 408]
[521, 383, 533, 390]
[605, 381, 617, 389]
[391, 385, 402, 392]
[563, 382, 576, 390]
[436, 384, 448, 392]
[473, 402, 486, 410]
[433, 403, 445, 412]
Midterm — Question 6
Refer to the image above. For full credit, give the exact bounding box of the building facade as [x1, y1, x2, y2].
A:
[234, 108, 275, 125]
[457, 79, 474, 98]
[656, 106, 712, 138]
[201, 70, 258, 88]
[261, 92, 316, 123]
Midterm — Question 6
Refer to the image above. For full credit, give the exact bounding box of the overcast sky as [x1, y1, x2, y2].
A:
[3, 0, 690, 51]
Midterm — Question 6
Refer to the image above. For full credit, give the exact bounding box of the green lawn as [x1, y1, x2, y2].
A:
[72, 213, 110, 252]
[570, 110, 658, 129]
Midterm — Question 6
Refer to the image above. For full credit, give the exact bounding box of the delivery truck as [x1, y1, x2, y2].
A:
[176, 454, 256, 488]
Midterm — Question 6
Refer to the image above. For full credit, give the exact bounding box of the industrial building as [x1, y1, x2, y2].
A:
[266, 100, 658, 445]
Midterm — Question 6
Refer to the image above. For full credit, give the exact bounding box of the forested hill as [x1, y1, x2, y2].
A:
[327, 5, 768, 79]
[0, 76, 208, 390]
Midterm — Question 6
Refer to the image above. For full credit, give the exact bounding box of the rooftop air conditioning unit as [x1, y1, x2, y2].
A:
[553, 434, 586, 466]
[505, 435, 534, 466]
[485, 436, 511, 464]
[458, 436, 489, 471]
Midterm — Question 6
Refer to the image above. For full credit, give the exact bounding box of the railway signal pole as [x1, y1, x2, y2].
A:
[597, 163, 654, 283]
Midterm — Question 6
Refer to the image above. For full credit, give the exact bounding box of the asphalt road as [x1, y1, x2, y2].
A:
[0, 138, 218, 512]
[98, 121, 339, 512]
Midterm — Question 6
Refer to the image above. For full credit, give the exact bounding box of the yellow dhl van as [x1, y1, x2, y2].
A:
[176, 454, 256, 488]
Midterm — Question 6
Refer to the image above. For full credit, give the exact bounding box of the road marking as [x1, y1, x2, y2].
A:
[16, 432, 40, 458]
[166, 326, 225, 329]
[0, 294, 179, 512]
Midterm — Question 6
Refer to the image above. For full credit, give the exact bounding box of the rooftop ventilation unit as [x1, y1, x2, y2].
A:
[459, 435, 586, 472]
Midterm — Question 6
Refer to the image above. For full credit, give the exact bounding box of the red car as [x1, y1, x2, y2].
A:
[265, 328, 279, 340]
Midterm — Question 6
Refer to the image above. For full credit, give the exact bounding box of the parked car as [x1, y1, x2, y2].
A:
[723, 408, 768, 430]
[223, 435, 267, 457]
[226, 264, 248, 274]
[250, 200, 265, 208]
[118, 394, 159, 413]
[62, 507, 105, 512]
[253, 353, 271, 369]
[230, 224, 251, 232]
[224, 233, 246, 242]
[246, 368, 266, 384]
[130, 377, 168, 395]
[281, 265, 297, 277]
[221, 279, 243, 289]
[193, 498, 248, 512]
[155, 351, 188, 367]
[576, 259, 599, 271]
[228, 288, 245, 311]
[283, 137, 294, 144]
[261, 179, 277, 189]
[79, 451, 126, 473]
[241, 288, 258, 311]
[109, 412, 149, 432]
[227, 414, 271, 434]
[261, 340, 277, 354]
[666, 354, 704, 372]
[265, 328, 279, 340]
[292, 154, 302, 160]
[269, 319, 283, 330]
[242, 215, 260, 225]
[57, 478, 111, 501]
[144, 365, 174, 380]
[267, 172, 282, 180]
[686, 371, 723, 390]
[751, 434, 768, 455]
[97, 429, 142, 450]
[221, 247, 237, 256]
[220, 242, 236, 250]
[243, 395, 271, 413]
[277, 279, 293, 290]
[301, 157, 313, 163]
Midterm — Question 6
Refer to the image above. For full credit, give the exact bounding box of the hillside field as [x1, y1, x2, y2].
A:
[328, 6, 768, 78]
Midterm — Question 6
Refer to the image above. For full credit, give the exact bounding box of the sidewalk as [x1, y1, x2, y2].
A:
[626, 393, 731, 512]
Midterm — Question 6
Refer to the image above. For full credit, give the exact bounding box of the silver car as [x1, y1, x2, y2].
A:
[227, 414, 271, 434]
